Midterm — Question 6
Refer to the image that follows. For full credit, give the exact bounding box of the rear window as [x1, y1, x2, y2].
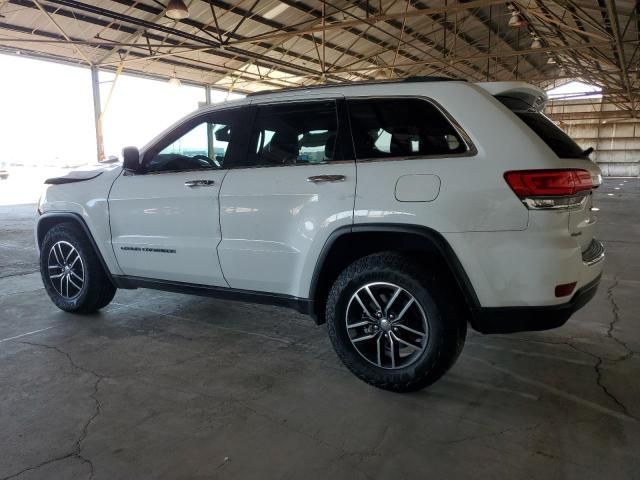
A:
[496, 95, 587, 159]
[347, 98, 468, 159]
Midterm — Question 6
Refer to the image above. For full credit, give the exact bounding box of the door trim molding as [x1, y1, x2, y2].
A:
[111, 275, 312, 315]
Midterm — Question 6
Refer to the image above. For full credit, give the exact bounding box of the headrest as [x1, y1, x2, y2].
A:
[324, 134, 337, 160]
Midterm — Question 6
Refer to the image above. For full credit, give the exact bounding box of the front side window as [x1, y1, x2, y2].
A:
[245, 101, 341, 167]
[145, 109, 238, 173]
[348, 98, 468, 160]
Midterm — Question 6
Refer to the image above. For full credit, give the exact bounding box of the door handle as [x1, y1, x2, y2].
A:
[306, 175, 346, 184]
[185, 179, 215, 187]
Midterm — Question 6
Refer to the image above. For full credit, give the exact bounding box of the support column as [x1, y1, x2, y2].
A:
[205, 85, 214, 158]
[91, 66, 105, 162]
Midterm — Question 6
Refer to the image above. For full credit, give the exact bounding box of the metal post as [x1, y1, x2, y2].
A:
[90, 66, 105, 162]
[205, 85, 214, 159]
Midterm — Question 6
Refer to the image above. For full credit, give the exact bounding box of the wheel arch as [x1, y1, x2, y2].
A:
[309, 224, 481, 327]
[36, 212, 117, 285]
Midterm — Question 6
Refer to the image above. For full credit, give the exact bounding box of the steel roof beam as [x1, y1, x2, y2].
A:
[605, 0, 635, 108]
[29, 0, 343, 81]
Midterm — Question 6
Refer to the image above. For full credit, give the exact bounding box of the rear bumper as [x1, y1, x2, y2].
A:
[473, 274, 601, 334]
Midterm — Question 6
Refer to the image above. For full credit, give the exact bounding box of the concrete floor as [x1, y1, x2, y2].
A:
[1, 179, 639, 480]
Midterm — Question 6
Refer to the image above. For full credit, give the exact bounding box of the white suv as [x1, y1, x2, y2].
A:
[36, 78, 605, 392]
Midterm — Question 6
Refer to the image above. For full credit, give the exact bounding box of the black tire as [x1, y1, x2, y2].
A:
[40, 222, 116, 313]
[326, 252, 467, 392]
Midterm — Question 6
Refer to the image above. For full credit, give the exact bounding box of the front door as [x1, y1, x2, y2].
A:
[109, 107, 245, 286]
[218, 98, 356, 298]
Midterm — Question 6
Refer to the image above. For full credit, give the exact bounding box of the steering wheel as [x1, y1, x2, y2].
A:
[191, 155, 220, 168]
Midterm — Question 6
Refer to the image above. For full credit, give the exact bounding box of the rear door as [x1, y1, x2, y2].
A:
[217, 97, 356, 297]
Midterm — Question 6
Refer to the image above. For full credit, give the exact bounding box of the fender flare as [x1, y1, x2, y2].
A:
[36, 212, 117, 285]
[308, 223, 482, 321]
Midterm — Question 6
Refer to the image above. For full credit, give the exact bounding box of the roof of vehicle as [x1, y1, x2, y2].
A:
[246, 76, 466, 97]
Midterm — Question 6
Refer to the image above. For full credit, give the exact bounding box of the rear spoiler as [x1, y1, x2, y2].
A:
[476, 82, 547, 112]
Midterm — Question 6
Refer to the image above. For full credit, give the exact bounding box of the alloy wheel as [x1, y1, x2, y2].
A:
[345, 282, 429, 369]
[47, 241, 85, 299]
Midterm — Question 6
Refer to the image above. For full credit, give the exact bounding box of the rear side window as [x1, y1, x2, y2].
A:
[496, 95, 587, 159]
[347, 98, 468, 160]
[514, 111, 587, 159]
[245, 101, 343, 167]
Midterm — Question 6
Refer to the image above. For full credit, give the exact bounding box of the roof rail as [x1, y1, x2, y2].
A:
[246, 76, 466, 97]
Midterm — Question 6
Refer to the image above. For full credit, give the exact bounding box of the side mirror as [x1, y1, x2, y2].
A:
[122, 146, 141, 172]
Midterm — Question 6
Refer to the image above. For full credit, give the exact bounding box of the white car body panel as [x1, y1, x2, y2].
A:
[37, 164, 124, 276]
[218, 161, 355, 297]
[108, 169, 228, 286]
[36, 80, 604, 324]
[445, 208, 603, 307]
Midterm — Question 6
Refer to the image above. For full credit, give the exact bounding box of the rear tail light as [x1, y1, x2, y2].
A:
[504, 169, 593, 210]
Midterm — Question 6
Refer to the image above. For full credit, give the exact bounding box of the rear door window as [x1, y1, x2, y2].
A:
[243, 100, 345, 167]
[347, 98, 468, 160]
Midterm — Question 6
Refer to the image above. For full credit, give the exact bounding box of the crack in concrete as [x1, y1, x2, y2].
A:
[605, 278, 636, 356]
[335, 426, 388, 466]
[596, 278, 636, 418]
[473, 279, 637, 421]
[225, 397, 379, 479]
[557, 279, 636, 420]
[513, 334, 636, 421]
[1, 342, 103, 480]
[444, 422, 543, 445]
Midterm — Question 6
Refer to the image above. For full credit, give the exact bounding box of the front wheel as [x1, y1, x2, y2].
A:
[326, 253, 466, 392]
[40, 223, 116, 313]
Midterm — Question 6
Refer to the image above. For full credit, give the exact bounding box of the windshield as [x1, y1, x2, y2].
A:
[496, 95, 588, 159]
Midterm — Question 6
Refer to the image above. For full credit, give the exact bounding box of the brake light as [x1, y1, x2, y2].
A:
[504, 169, 593, 210]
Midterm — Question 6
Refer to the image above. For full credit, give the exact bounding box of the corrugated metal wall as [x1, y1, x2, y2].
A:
[546, 99, 639, 177]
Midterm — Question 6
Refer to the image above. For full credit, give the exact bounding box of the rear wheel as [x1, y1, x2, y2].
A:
[326, 252, 466, 392]
[40, 223, 116, 313]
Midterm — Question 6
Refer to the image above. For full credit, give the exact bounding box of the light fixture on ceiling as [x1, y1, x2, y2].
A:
[374, 69, 389, 80]
[547, 56, 556, 64]
[165, 0, 189, 20]
[530, 37, 542, 49]
[168, 70, 182, 87]
[508, 11, 523, 27]
[262, 3, 289, 20]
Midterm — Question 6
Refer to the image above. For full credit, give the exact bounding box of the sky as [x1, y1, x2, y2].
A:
[0, 53, 242, 167]
[547, 81, 602, 100]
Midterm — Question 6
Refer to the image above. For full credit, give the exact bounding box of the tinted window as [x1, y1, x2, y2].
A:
[495, 95, 587, 159]
[515, 112, 587, 159]
[146, 109, 238, 173]
[246, 101, 341, 167]
[347, 98, 467, 159]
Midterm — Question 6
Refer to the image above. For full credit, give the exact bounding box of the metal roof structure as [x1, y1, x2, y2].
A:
[0, 0, 638, 108]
